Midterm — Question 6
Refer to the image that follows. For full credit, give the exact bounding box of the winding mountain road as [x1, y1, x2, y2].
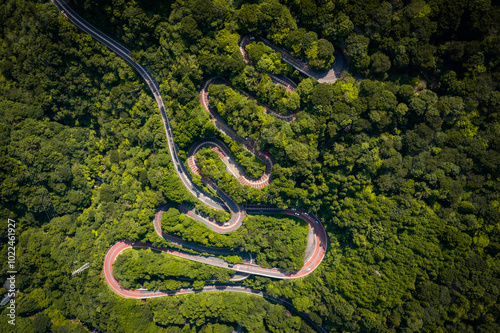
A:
[52, 1, 330, 332]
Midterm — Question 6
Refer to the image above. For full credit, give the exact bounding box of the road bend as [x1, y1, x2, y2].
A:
[240, 35, 347, 84]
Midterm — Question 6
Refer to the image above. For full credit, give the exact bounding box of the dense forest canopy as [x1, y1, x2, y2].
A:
[1, 0, 499, 332]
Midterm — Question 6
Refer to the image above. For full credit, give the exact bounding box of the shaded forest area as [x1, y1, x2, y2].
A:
[1, 0, 500, 332]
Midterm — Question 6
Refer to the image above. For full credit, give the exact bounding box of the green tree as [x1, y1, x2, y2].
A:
[32, 313, 52, 333]
[370, 52, 391, 78]
[345, 33, 370, 72]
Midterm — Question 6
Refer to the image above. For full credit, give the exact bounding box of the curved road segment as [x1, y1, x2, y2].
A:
[52, 1, 329, 332]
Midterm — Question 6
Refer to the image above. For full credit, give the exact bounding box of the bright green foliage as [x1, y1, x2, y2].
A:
[196, 147, 227, 180]
[161, 208, 232, 247]
[246, 42, 286, 74]
[208, 84, 272, 139]
[219, 135, 266, 179]
[194, 146, 250, 203]
[232, 215, 308, 270]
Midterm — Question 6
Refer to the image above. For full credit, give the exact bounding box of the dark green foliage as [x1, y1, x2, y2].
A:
[2, 0, 500, 332]
[32, 313, 52, 333]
